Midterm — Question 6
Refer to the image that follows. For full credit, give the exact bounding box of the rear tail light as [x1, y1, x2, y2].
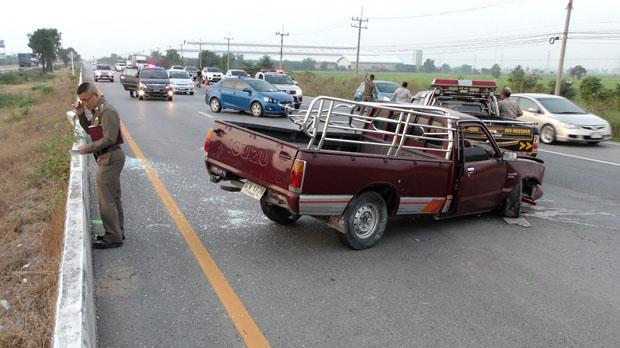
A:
[288, 159, 306, 193]
[204, 129, 214, 153]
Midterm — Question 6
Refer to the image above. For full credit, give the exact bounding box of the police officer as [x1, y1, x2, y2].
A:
[74, 82, 126, 249]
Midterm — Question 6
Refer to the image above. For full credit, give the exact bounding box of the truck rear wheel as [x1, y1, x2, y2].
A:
[339, 192, 388, 250]
[260, 197, 300, 225]
[502, 182, 522, 218]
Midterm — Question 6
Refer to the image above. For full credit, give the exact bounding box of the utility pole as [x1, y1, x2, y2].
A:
[555, 0, 573, 95]
[198, 41, 202, 69]
[181, 41, 185, 66]
[351, 7, 368, 78]
[275, 28, 289, 69]
[224, 35, 234, 71]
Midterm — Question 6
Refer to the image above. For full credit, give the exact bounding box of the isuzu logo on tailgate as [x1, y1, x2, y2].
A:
[227, 139, 270, 167]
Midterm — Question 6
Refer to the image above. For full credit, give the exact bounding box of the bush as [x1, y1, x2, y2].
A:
[0, 93, 34, 109]
[32, 84, 54, 94]
[507, 65, 541, 93]
[548, 79, 576, 99]
[0, 71, 54, 85]
[579, 76, 607, 102]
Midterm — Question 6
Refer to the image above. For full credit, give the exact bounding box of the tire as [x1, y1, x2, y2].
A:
[129, 90, 135, 98]
[190, 92, 194, 95]
[338, 192, 388, 250]
[210, 97, 222, 113]
[138, 95, 144, 101]
[260, 196, 300, 225]
[168, 96, 173, 101]
[503, 181, 522, 218]
[540, 124, 556, 144]
[94, 78, 98, 82]
[251, 101, 263, 117]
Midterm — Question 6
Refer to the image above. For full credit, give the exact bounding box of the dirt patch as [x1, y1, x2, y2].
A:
[0, 68, 75, 348]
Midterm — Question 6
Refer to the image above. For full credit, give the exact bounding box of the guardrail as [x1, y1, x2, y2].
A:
[52, 67, 97, 348]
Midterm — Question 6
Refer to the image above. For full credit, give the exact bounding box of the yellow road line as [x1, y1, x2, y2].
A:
[121, 121, 271, 348]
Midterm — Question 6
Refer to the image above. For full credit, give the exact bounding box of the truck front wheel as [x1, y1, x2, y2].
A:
[260, 197, 300, 225]
[339, 192, 388, 250]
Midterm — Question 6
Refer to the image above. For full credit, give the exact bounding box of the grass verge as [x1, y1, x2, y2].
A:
[0, 68, 74, 348]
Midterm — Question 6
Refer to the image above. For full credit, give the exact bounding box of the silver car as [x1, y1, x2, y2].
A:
[168, 70, 194, 95]
[512, 93, 612, 144]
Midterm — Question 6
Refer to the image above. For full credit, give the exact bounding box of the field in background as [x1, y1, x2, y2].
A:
[0, 69, 75, 348]
[293, 70, 620, 137]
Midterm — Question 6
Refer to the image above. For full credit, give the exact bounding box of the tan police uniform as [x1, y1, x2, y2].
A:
[78, 96, 126, 242]
[363, 79, 377, 102]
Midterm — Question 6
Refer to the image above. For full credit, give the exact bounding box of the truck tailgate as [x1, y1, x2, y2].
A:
[207, 121, 299, 191]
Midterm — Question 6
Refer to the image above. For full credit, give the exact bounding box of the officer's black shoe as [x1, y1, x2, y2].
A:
[93, 239, 123, 249]
[95, 235, 125, 241]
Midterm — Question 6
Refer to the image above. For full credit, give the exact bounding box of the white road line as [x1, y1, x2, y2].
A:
[198, 111, 213, 118]
[538, 149, 620, 167]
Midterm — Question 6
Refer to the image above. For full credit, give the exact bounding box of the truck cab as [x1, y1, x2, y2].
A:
[413, 79, 539, 157]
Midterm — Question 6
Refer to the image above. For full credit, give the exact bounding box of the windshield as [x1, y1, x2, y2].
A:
[97, 65, 111, 70]
[207, 67, 222, 73]
[246, 79, 278, 92]
[169, 71, 189, 79]
[537, 97, 587, 114]
[141, 69, 168, 79]
[231, 70, 248, 77]
[265, 75, 294, 85]
[375, 82, 399, 94]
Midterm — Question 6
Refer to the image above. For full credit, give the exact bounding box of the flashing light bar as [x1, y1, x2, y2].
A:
[432, 79, 497, 88]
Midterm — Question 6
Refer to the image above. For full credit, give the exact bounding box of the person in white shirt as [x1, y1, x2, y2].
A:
[392, 82, 412, 103]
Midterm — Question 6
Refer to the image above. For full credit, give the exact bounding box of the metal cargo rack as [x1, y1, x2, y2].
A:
[288, 96, 459, 160]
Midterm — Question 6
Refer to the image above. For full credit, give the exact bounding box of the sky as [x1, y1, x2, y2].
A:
[2, 0, 620, 72]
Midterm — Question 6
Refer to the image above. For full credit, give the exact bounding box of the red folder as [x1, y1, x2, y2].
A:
[87, 124, 124, 145]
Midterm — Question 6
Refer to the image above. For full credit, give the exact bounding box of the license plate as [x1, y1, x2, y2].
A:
[591, 132, 602, 139]
[241, 181, 266, 200]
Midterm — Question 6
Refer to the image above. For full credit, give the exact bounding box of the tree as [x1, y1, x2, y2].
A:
[507, 65, 541, 92]
[28, 28, 61, 72]
[579, 76, 607, 102]
[58, 47, 78, 67]
[165, 49, 183, 66]
[199, 50, 220, 68]
[320, 61, 329, 70]
[490, 64, 501, 78]
[568, 65, 587, 79]
[439, 63, 451, 73]
[457, 64, 473, 74]
[258, 55, 274, 69]
[421, 59, 435, 73]
[300, 58, 317, 71]
[548, 79, 576, 99]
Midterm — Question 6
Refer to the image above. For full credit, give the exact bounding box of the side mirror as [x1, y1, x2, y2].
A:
[502, 151, 518, 162]
[293, 81, 299, 85]
[526, 107, 541, 114]
[243, 88, 252, 94]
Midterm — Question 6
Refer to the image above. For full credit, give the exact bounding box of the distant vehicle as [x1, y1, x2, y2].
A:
[225, 69, 249, 78]
[18, 53, 33, 67]
[201, 67, 224, 83]
[255, 71, 303, 109]
[168, 70, 194, 95]
[512, 93, 612, 144]
[130, 54, 147, 68]
[169, 65, 184, 71]
[202, 97, 545, 249]
[120, 65, 139, 97]
[353, 80, 399, 102]
[94, 64, 114, 82]
[114, 62, 126, 72]
[136, 67, 174, 101]
[184, 66, 199, 80]
[206, 78, 294, 117]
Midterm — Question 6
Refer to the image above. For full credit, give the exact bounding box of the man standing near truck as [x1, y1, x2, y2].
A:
[363, 74, 377, 102]
[498, 87, 523, 119]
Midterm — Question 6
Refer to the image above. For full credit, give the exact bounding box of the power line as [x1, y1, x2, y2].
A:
[370, 0, 526, 20]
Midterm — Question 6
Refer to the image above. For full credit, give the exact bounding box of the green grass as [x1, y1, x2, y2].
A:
[31, 84, 54, 94]
[4, 112, 24, 123]
[0, 93, 34, 109]
[0, 71, 55, 85]
[27, 128, 73, 186]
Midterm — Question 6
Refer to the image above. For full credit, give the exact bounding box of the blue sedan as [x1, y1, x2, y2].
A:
[206, 78, 294, 117]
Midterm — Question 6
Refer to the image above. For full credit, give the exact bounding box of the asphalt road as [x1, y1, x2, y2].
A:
[89, 70, 620, 348]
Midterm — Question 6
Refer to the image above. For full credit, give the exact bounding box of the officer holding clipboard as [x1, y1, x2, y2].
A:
[74, 82, 126, 249]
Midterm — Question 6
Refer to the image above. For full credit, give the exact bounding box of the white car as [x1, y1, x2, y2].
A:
[255, 71, 303, 109]
[94, 64, 114, 82]
[225, 69, 249, 78]
[201, 67, 224, 83]
[168, 69, 194, 95]
[114, 62, 126, 72]
[512, 93, 612, 144]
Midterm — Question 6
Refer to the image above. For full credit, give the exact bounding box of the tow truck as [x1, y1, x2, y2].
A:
[412, 79, 539, 157]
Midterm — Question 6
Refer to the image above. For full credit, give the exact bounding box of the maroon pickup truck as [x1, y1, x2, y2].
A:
[204, 97, 545, 249]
